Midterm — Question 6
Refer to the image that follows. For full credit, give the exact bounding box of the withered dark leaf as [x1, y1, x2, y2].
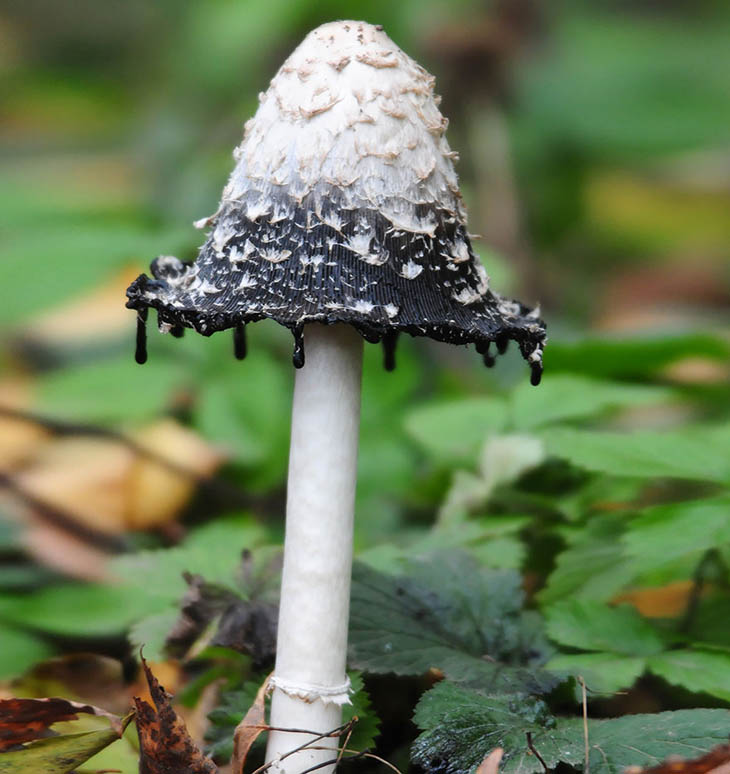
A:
[212, 601, 278, 670]
[135, 657, 218, 774]
[165, 571, 238, 658]
[0, 697, 119, 751]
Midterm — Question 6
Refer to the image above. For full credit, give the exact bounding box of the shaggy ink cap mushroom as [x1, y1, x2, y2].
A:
[126, 21, 546, 384]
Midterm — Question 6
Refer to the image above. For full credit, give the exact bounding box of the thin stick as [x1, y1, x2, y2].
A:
[251, 720, 356, 774]
[297, 751, 367, 774]
[526, 732, 548, 774]
[335, 716, 356, 768]
[340, 748, 404, 774]
[579, 675, 590, 774]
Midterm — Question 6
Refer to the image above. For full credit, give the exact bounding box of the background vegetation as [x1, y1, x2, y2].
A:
[1, 1, 729, 773]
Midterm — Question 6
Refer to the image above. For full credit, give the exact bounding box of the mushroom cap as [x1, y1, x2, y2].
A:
[127, 20, 545, 379]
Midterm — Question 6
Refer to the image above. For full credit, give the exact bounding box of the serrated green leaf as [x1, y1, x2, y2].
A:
[538, 515, 638, 604]
[648, 648, 730, 702]
[545, 600, 664, 656]
[342, 672, 380, 751]
[509, 375, 672, 430]
[349, 553, 556, 695]
[113, 514, 268, 605]
[403, 398, 507, 463]
[543, 426, 730, 482]
[205, 680, 262, 761]
[624, 495, 730, 573]
[413, 681, 730, 774]
[561, 710, 730, 774]
[546, 652, 646, 696]
[412, 682, 566, 774]
[129, 609, 181, 662]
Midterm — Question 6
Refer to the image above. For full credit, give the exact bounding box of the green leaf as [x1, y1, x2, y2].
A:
[510, 374, 671, 430]
[0, 223, 190, 326]
[545, 600, 664, 656]
[543, 334, 730, 380]
[342, 672, 381, 751]
[359, 518, 529, 574]
[0, 584, 156, 638]
[561, 710, 730, 774]
[538, 515, 638, 604]
[129, 609, 181, 662]
[194, 349, 291, 488]
[648, 649, 730, 702]
[546, 652, 646, 696]
[37, 356, 186, 423]
[0, 720, 129, 774]
[403, 398, 507, 463]
[349, 553, 556, 695]
[206, 679, 263, 761]
[543, 426, 730, 482]
[412, 682, 561, 774]
[0, 517, 267, 638]
[624, 495, 730, 573]
[113, 514, 268, 606]
[0, 627, 54, 680]
[412, 681, 730, 774]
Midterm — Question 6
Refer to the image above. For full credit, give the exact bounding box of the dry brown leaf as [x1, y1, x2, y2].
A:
[476, 748, 504, 774]
[24, 521, 111, 581]
[126, 419, 223, 530]
[14, 437, 134, 535]
[135, 657, 218, 774]
[9, 418, 221, 537]
[0, 379, 48, 470]
[231, 674, 271, 774]
[21, 265, 143, 347]
[0, 696, 121, 751]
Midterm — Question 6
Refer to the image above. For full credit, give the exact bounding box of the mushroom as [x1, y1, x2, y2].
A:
[126, 20, 545, 774]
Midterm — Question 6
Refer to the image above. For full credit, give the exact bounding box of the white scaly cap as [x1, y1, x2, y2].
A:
[127, 20, 545, 383]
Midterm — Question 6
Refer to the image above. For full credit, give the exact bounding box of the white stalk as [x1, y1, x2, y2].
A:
[265, 323, 363, 774]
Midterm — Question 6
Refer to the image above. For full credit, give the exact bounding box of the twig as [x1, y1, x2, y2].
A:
[340, 748, 404, 774]
[298, 751, 367, 774]
[250, 720, 356, 774]
[579, 675, 589, 774]
[526, 732, 548, 774]
[335, 715, 356, 768]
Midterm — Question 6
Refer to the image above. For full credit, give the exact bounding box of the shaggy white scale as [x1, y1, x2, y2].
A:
[127, 21, 545, 382]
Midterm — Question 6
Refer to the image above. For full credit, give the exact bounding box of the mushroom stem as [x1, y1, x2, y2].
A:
[266, 323, 363, 774]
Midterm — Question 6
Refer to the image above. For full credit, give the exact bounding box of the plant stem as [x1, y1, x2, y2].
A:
[265, 323, 363, 774]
